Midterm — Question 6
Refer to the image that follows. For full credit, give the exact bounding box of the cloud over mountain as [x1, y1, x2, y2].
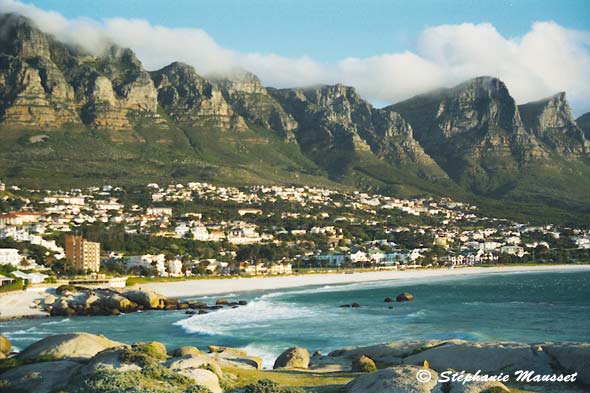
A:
[1, 0, 588, 113]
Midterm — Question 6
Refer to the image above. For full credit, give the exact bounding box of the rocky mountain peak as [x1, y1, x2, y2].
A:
[519, 92, 588, 157]
[151, 62, 247, 131]
[0, 14, 52, 59]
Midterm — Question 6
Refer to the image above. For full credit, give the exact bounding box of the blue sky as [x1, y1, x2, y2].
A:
[22, 0, 590, 62]
[4, 0, 590, 114]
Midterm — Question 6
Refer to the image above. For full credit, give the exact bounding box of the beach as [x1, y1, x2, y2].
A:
[137, 264, 590, 298]
[1, 264, 589, 320]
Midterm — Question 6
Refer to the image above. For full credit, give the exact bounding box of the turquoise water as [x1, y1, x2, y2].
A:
[2, 270, 590, 368]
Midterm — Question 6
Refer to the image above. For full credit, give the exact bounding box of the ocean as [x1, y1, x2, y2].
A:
[2, 269, 589, 368]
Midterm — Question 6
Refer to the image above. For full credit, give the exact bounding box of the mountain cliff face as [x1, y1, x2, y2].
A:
[0, 14, 158, 130]
[269, 84, 446, 180]
[214, 72, 297, 140]
[577, 113, 590, 140]
[151, 62, 246, 131]
[1, 14, 590, 220]
[389, 77, 554, 193]
[519, 93, 589, 157]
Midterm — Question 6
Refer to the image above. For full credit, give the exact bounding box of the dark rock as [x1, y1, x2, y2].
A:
[384, 297, 394, 303]
[351, 303, 361, 308]
[273, 347, 310, 369]
[352, 355, 377, 372]
[238, 300, 248, 306]
[395, 292, 414, 302]
[185, 310, 196, 315]
[339, 304, 351, 308]
[198, 310, 209, 315]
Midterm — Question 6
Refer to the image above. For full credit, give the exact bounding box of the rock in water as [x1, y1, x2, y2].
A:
[0, 335, 10, 356]
[396, 292, 414, 302]
[122, 290, 165, 309]
[384, 297, 394, 303]
[17, 332, 124, 360]
[346, 365, 440, 393]
[351, 355, 377, 372]
[273, 347, 310, 369]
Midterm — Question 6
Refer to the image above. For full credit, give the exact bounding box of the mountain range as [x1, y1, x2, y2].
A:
[1, 14, 589, 223]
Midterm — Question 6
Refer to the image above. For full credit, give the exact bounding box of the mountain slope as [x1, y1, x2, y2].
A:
[0, 14, 589, 222]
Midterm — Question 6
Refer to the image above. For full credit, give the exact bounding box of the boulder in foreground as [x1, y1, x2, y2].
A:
[347, 365, 441, 393]
[0, 335, 10, 355]
[273, 347, 310, 369]
[351, 355, 377, 372]
[17, 332, 124, 360]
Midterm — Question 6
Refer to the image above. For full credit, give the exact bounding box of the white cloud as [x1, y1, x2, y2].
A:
[1, 0, 589, 114]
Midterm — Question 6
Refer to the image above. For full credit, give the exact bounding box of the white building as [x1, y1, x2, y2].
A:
[0, 248, 22, 266]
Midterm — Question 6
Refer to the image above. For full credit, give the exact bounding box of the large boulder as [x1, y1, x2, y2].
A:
[542, 343, 590, 385]
[43, 294, 56, 305]
[448, 379, 510, 393]
[173, 346, 201, 357]
[123, 290, 165, 309]
[166, 354, 223, 377]
[396, 292, 414, 302]
[329, 340, 442, 366]
[18, 332, 124, 360]
[177, 368, 222, 393]
[102, 293, 136, 312]
[0, 335, 10, 355]
[404, 340, 552, 375]
[346, 365, 442, 393]
[273, 347, 310, 369]
[208, 345, 248, 357]
[352, 355, 377, 372]
[80, 348, 142, 375]
[0, 360, 81, 393]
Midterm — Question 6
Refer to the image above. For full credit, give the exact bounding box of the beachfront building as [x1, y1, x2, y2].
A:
[167, 259, 183, 277]
[65, 235, 101, 272]
[500, 245, 526, 257]
[0, 248, 23, 267]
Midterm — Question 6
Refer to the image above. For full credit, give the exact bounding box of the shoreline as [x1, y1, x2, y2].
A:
[1, 264, 589, 320]
[136, 264, 590, 298]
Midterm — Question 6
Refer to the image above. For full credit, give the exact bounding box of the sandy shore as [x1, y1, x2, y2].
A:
[0, 287, 50, 320]
[1, 265, 589, 319]
[137, 264, 590, 298]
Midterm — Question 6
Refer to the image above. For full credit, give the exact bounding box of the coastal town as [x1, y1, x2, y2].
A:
[1, 179, 588, 290]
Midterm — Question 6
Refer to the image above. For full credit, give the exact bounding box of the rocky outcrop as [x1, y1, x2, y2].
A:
[448, 379, 510, 393]
[122, 289, 166, 309]
[0, 360, 82, 393]
[346, 365, 442, 393]
[0, 335, 10, 356]
[403, 340, 553, 375]
[396, 292, 414, 302]
[17, 332, 124, 360]
[351, 355, 377, 372]
[151, 62, 247, 131]
[543, 342, 590, 385]
[215, 71, 298, 140]
[273, 346, 310, 369]
[173, 346, 201, 357]
[178, 368, 222, 393]
[519, 93, 589, 157]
